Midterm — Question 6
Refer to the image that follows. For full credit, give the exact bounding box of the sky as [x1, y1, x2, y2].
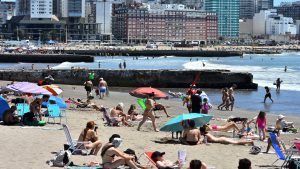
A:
[274, 0, 299, 6]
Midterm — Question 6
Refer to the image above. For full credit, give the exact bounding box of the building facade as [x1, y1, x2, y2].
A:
[205, 0, 239, 38]
[253, 9, 297, 36]
[30, 0, 53, 18]
[112, 3, 218, 44]
[275, 1, 300, 21]
[255, 0, 273, 13]
[240, 0, 255, 19]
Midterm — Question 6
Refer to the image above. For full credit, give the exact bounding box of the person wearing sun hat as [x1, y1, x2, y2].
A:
[151, 151, 179, 169]
[276, 114, 295, 132]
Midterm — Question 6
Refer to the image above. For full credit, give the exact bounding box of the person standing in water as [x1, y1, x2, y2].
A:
[123, 60, 127, 69]
[227, 84, 237, 111]
[284, 66, 287, 72]
[137, 93, 159, 132]
[264, 86, 273, 103]
[275, 78, 283, 92]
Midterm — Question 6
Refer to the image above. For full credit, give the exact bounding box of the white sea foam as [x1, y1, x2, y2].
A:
[183, 61, 300, 91]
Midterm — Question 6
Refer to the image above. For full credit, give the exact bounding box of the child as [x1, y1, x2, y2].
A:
[264, 86, 273, 103]
[201, 98, 209, 114]
[256, 111, 267, 141]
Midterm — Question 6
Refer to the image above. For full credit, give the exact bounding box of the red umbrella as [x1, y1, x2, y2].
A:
[129, 87, 168, 99]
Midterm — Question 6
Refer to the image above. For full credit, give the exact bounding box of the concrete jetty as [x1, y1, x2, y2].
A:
[0, 54, 94, 63]
[0, 69, 258, 89]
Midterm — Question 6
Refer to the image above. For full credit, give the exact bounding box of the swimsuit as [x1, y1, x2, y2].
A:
[99, 86, 107, 93]
[211, 124, 219, 130]
[186, 141, 198, 145]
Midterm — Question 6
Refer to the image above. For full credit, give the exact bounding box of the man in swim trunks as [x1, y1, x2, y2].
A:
[227, 84, 237, 111]
[84, 79, 93, 98]
[180, 120, 201, 145]
[98, 77, 108, 99]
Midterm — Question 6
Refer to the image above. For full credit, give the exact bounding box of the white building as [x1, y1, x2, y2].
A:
[30, 0, 53, 18]
[253, 9, 297, 35]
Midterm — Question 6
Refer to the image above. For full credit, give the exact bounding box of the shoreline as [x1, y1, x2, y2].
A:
[0, 81, 299, 169]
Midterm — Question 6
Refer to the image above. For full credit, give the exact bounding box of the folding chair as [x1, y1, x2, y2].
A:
[62, 124, 90, 155]
[16, 103, 30, 117]
[101, 107, 119, 126]
[144, 152, 158, 168]
[269, 132, 288, 167]
[47, 104, 67, 124]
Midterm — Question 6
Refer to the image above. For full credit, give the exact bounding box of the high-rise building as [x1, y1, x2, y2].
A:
[68, 0, 86, 17]
[240, 0, 255, 19]
[16, 0, 30, 16]
[255, 0, 273, 13]
[275, 1, 300, 21]
[205, 0, 239, 37]
[112, 3, 218, 44]
[0, 0, 16, 24]
[30, 0, 53, 18]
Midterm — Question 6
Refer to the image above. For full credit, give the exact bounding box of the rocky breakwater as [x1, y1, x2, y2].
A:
[0, 69, 257, 89]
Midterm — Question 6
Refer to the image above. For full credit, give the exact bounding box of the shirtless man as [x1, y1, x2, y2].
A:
[180, 120, 201, 145]
[137, 93, 158, 132]
[84, 79, 93, 98]
[98, 78, 108, 99]
[110, 107, 130, 126]
[227, 84, 237, 111]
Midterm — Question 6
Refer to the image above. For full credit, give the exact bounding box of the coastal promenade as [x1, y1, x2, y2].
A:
[0, 69, 258, 89]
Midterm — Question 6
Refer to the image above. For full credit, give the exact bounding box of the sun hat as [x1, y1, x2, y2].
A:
[278, 114, 285, 120]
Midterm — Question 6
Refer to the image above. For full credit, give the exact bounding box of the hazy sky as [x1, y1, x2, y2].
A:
[274, 0, 299, 6]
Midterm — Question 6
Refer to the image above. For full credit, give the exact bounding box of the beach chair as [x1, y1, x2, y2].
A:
[47, 104, 67, 124]
[62, 124, 90, 155]
[269, 132, 288, 167]
[144, 152, 158, 168]
[101, 107, 119, 126]
[16, 103, 30, 117]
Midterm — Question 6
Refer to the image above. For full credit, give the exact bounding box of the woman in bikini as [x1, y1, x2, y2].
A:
[200, 126, 254, 146]
[205, 122, 240, 133]
[77, 121, 102, 155]
[127, 104, 143, 121]
[101, 134, 139, 169]
[137, 93, 159, 132]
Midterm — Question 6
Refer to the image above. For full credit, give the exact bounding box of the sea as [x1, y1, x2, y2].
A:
[1, 52, 299, 115]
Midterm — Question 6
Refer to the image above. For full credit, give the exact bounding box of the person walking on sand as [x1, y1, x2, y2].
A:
[227, 84, 237, 111]
[84, 79, 93, 98]
[98, 77, 108, 99]
[275, 78, 283, 92]
[264, 86, 273, 103]
[191, 89, 202, 113]
[137, 93, 159, 132]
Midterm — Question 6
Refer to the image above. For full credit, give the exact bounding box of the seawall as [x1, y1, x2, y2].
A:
[60, 49, 243, 57]
[0, 69, 258, 89]
[0, 54, 94, 63]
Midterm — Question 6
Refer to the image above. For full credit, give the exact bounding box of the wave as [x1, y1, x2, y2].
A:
[183, 61, 300, 91]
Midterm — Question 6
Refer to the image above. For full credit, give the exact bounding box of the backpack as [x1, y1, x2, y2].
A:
[47, 150, 72, 167]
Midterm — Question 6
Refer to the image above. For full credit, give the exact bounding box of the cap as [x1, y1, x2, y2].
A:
[151, 151, 165, 161]
[278, 114, 285, 120]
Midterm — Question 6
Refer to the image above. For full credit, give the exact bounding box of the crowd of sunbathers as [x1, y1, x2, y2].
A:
[76, 121, 253, 169]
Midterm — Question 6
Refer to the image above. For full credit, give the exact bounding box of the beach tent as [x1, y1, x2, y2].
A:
[2, 82, 52, 95]
[0, 96, 10, 121]
[36, 95, 67, 108]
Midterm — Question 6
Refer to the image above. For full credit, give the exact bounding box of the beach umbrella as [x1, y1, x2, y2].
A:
[0, 96, 10, 121]
[160, 113, 213, 132]
[36, 95, 67, 108]
[129, 87, 168, 99]
[3, 82, 52, 95]
[42, 85, 63, 96]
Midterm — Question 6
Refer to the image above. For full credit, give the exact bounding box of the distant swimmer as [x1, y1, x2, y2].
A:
[202, 62, 205, 67]
[190, 58, 192, 61]
[98, 61, 101, 69]
[31, 64, 34, 70]
[284, 66, 287, 72]
[47, 65, 50, 69]
[196, 58, 199, 61]
[123, 60, 126, 69]
[119, 62, 122, 69]
[264, 86, 273, 103]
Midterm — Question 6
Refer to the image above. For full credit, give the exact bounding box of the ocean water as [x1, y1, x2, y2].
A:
[1, 53, 299, 115]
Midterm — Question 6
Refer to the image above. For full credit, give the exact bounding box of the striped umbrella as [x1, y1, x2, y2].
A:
[42, 85, 63, 96]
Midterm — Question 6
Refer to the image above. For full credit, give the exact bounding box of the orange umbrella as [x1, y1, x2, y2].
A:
[129, 87, 168, 99]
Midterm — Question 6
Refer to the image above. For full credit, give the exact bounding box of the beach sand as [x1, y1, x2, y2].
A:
[0, 81, 299, 169]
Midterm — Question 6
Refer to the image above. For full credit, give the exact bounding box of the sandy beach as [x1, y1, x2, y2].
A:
[0, 81, 299, 169]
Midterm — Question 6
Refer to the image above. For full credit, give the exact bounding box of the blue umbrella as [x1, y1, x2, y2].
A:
[36, 95, 67, 108]
[0, 96, 10, 121]
[160, 113, 213, 132]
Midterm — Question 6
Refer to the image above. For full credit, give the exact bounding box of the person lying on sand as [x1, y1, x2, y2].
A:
[200, 126, 254, 146]
[101, 134, 139, 169]
[77, 121, 102, 155]
[204, 122, 240, 133]
[151, 151, 179, 169]
[180, 120, 202, 145]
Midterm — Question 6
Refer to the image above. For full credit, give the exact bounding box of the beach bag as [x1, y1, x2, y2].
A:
[48, 150, 72, 167]
[249, 146, 261, 155]
[95, 89, 99, 96]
